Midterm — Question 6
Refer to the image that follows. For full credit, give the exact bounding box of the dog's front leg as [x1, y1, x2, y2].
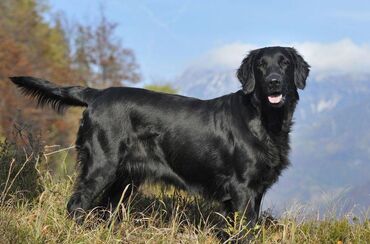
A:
[221, 187, 260, 243]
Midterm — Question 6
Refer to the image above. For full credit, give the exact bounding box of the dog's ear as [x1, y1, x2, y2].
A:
[237, 49, 259, 94]
[288, 48, 310, 89]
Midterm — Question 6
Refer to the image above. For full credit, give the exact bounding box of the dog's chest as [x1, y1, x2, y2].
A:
[246, 118, 290, 188]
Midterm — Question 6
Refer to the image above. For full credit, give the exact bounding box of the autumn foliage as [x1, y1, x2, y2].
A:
[0, 0, 140, 145]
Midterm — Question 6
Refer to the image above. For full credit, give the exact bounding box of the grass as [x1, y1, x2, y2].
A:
[0, 146, 369, 243]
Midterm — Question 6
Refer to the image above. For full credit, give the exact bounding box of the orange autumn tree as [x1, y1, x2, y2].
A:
[0, 0, 140, 146]
[0, 0, 73, 144]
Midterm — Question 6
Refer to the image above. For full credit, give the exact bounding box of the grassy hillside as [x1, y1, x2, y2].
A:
[0, 145, 369, 243]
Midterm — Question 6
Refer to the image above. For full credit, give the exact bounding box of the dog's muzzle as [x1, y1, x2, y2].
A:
[265, 73, 284, 104]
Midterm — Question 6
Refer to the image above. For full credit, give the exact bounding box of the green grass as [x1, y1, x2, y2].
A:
[0, 147, 369, 243]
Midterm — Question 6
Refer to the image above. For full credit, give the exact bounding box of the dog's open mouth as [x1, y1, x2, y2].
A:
[267, 93, 283, 104]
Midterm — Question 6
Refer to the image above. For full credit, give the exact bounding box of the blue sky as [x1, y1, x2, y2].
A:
[48, 0, 370, 84]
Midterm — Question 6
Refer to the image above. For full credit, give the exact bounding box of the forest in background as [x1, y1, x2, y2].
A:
[0, 0, 141, 148]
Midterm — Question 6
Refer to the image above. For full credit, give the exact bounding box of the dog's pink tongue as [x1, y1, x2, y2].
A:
[268, 94, 282, 104]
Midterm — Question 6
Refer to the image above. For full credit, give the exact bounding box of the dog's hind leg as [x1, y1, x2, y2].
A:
[66, 155, 118, 223]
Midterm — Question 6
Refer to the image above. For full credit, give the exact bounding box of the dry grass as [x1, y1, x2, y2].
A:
[0, 147, 369, 244]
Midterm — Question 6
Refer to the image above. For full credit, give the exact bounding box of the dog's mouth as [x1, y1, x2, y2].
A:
[267, 93, 283, 104]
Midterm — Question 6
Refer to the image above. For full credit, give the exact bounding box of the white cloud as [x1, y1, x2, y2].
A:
[190, 42, 258, 70]
[193, 39, 370, 81]
[293, 39, 370, 80]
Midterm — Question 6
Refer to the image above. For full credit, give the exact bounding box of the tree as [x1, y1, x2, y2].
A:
[73, 13, 140, 87]
[0, 1, 141, 146]
[0, 0, 75, 144]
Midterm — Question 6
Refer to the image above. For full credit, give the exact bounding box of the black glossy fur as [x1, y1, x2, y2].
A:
[9, 46, 309, 231]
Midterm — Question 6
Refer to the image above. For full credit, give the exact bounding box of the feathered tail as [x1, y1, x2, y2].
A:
[9, 76, 99, 112]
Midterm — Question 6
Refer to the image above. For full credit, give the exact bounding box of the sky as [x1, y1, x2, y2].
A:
[48, 0, 370, 85]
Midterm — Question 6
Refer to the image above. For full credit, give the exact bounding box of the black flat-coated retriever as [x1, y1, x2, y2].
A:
[10, 46, 309, 238]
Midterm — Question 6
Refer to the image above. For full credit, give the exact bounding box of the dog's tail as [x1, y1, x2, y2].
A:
[9, 76, 100, 112]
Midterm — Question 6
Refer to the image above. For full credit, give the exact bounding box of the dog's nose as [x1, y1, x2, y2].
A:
[270, 78, 281, 86]
[266, 73, 282, 88]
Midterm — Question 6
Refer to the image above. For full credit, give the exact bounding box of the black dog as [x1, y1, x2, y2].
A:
[10, 46, 309, 230]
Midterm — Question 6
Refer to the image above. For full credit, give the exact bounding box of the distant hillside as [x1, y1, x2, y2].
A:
[175, 68, 370, 213]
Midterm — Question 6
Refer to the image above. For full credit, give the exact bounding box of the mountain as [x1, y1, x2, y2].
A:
[177, 67, 240, 99]
[175, 68, 370, 214]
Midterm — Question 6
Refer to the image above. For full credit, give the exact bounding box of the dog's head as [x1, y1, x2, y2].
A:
[237, 46, 310, 108]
